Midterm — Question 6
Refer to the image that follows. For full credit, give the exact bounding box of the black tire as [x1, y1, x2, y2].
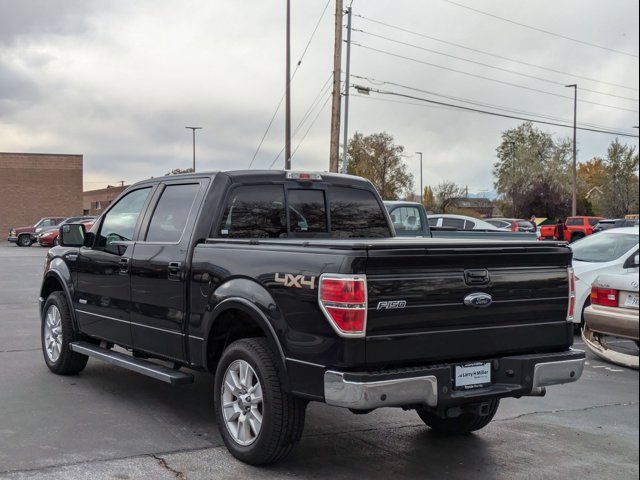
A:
[570, 233, 584, 243]
[41, 292, 88, 375]
[17, 234, 32, 247]
[214, 338, 306, 465]
[416, 399, 500, 435]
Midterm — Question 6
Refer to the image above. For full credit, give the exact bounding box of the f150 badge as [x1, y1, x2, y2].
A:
[377, 300, 407, 310]
[275, 273, 316, 290]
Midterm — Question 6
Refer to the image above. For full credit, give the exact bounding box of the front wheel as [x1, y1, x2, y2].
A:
[214, 338, 306, 465]
[17, 235, 32, 247]
[41, 292, 88, 375]
[416, 399, 500, 434]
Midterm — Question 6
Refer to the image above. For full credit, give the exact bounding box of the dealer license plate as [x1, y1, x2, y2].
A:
[454, 362, 492, 390]
[623, 292, 639, 308]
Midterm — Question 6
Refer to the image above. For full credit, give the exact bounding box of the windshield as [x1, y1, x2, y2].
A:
[571, 232, 638, 263]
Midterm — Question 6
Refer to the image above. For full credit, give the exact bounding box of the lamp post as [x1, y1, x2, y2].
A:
[565, 84, 577, 216]
[416, 152, 423, 204]
[185, 127, 203, 172]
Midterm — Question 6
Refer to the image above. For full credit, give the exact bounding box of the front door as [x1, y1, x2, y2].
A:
[75, 187, 154, 346]
[129, 181, 204, 361]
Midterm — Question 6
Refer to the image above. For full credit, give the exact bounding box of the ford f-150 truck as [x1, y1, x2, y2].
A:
[40, 171, 584, 465]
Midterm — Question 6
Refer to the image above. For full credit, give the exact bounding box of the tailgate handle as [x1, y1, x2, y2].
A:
[464, 269, 490, 285]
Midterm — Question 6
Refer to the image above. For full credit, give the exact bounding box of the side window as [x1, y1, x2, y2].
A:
[463, 220, 475, 230]
[588, 218, 600, 226]
[287, 189, 327, 233]
[565, 218, 582, 226]
[97, 188, 152, 253]
[427, 217, 439, 227]
[329, 186, 391, 238]
[442, 217, 466, 229]
[146, 184, 199, 243]
[393, 206, 423, 233]
[41, 219, 56, 227]
[219, 185, 287, 238]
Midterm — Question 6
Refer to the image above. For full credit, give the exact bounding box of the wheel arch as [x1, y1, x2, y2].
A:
[40, 264, 78, 330]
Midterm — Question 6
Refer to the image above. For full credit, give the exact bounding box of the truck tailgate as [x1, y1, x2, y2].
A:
[364, 242, 573, 365]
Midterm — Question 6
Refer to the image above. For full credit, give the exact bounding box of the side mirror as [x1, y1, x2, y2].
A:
[59, 224, 86, 247]
[623, 252, 640, 269]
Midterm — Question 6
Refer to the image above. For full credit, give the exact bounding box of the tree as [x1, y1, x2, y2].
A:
[493, 122, 572, 218]
[346, 132, 414, 200]
[600, 139, 639, 217]
[422, 185, 435, 211]
[166, 167, 195, 176]
[577, 158, 606, 215]
[433, 181, 465, 213]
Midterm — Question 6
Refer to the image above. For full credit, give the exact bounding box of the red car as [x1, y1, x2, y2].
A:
[37, 217, 96, 247]
[539, 216, 604, 242]
[8, 217, 66, 247]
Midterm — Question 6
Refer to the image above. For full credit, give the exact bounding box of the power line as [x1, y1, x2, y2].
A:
[353, 14, 639, 92]
[351, 74, 634, 132]
[353, 29, 639, 102]
[248, 0, 332, 168]
[442, 0, 639, 59]
[352, 43, 640, 113]
[353, 84, 640, 138]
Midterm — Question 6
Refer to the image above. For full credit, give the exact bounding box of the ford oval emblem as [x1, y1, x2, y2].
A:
[464, 292, 493, 308]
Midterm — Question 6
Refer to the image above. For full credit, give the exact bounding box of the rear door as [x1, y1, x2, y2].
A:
[364, 242, 573, 365]
[129, 180, 207, 361]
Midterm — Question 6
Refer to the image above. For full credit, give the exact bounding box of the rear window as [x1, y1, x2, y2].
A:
[588, 218, 600, 226]
[442, 217, 465, 229]
[329, 186, 391, 238]
[220, 185, 287, 238]
[288, 189, 327, 233]
[390, 206, 423, 234]
[571, 232, 638, 263]
[566, 218, 583, 226]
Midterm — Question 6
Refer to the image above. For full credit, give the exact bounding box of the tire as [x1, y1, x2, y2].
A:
[17, 234, 32, 247]
[570, 233, 584, 243]
[416, 399, 500, 435]
[214, 338, 306, 465]
[41, 292, 88, 375]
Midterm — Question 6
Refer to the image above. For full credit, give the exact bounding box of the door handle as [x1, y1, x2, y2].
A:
[168, 261, 182, 281]
[119, 257, 130, 275]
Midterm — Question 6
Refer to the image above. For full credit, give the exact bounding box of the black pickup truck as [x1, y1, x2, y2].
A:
[40, 170, 584, 465]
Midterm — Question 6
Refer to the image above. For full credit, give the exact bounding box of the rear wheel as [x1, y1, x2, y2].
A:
[416, 399, 500, 434]
[41, 292, 88, 375]
[570, 233, 585, 243]
[214, 338, 306, 465]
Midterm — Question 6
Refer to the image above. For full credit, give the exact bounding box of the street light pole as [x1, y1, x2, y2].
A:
[565, 84, 577, 216]
[185, 127, 202, 172]
[416, 152, 423, 204]
[285, 0, 292, 170]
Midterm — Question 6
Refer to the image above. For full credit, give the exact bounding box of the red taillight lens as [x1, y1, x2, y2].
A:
[321, 278, 366, 304]
[319, 275, 367, 337]
[567, 267, 576, 321]
[590, 287, 618, 307]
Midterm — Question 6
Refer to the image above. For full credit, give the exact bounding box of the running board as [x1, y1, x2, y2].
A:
[70, 341, 194, 385]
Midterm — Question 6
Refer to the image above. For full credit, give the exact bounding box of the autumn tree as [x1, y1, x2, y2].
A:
[600, 139, 639, 217]
[493, 122, 572, 218]
[577, 158, 606, 215]
[346, 132, 414, 200]
[423, 185, 436, 211]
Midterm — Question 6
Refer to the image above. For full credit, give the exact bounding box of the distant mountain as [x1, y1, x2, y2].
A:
[468, 191, 498, 200]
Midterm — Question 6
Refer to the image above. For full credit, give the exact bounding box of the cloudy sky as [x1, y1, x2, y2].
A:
[1, 0, 638, 194]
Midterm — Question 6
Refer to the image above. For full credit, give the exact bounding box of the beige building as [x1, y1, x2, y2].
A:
[0, 152, 83, 236]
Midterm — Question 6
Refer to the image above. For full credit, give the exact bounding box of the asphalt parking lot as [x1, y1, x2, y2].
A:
[0, 243, 638, 480]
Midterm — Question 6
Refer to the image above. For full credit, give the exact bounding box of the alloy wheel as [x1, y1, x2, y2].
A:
[221, 359, 264, 446]
[44, 305, 63, 363]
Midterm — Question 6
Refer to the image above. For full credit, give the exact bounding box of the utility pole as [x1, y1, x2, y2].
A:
[565, 84, 577, 216]
[185, 127, 202, 172]
[329, 0, 344, 172]
[416, 152, 423, 204]
[341, 5, 353, 174]
[284, 0, 292, 170]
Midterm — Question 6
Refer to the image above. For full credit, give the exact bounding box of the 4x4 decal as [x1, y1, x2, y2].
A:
[274, 273, 316, 290]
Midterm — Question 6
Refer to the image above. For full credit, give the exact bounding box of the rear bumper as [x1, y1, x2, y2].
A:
[584, 305, 639, 341]
[323, 349, 585, 410]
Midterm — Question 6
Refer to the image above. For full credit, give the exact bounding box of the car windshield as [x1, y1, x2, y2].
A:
[571, 232, 638, 263]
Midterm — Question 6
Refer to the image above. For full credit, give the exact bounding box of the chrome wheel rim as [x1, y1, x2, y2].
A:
[44, 305, 63, 363]
[221, 359, 263, 446]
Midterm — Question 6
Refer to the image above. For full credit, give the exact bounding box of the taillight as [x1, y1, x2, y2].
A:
[319, 275, 367, 337]
[590, 287, 619, 307]
[567, 267, 576, 321]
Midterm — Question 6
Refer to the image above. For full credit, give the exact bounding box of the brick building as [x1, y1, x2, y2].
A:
[82, 184, 128, 215]
[0, 153, 83, 236]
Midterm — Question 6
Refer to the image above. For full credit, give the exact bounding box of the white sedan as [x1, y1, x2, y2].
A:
[571, 227, 639, 332]
[427, 214, 503, 231]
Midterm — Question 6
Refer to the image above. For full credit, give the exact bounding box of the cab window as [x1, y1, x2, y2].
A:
[146, 184, 199, 243]
[97, 188, 152, 253]
[391, 206, 423, 234]
[219, 185, 287, 238]
[288, 189, 327, 234]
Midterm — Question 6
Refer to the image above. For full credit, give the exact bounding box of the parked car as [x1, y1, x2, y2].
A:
[8, 217, 66, 247]
[40, 171, 584, 465]
[582, 269, 639, 369]
[592, 218, 640, 234]
[539, 216, 604, 242]
[486, 218, 537, 233]
[570, 227, 639, 332]
[37, 216, 96, 247]
[385, 202, 536, 240]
